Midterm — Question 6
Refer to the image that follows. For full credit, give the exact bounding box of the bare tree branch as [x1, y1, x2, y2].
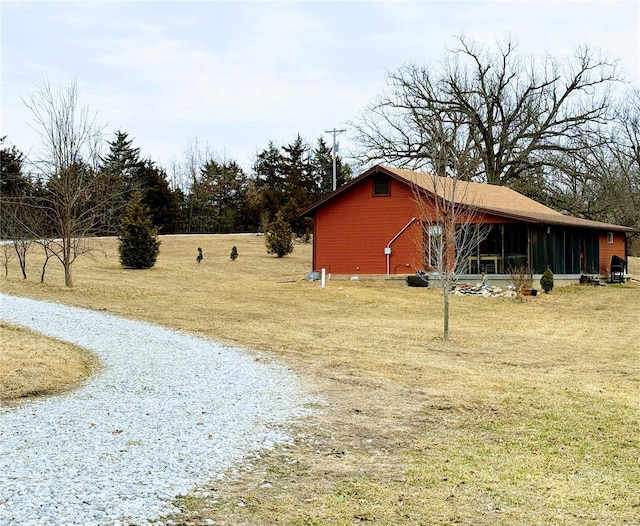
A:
[21, 78, 110, 287]
[352, 35, 622, 188]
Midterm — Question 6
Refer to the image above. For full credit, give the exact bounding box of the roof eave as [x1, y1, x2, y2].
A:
[300, 165, 637, 233]
[477, 207, 637, 232]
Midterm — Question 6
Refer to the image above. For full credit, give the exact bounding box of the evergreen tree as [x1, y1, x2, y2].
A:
[313, 136, 351, 197]
[118, 192, 160, 269]
[0, 139, 31, 197]
[251, 134, 353, 237]
[540, 267, 554, 293]
[253, 141, 286, 224]
[230, 245, 238, 260]
[265, 212, 294, 257]
[99, 131, 144, 230]
[189, 159, 249, 233]
[280, 135, 315, 235]
[101, 130, 143, 187]
[137, 159, 179, 233]
[100, 131, 179, 233]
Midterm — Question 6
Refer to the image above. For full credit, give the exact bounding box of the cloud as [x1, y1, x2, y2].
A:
[2, 1, 638, 173]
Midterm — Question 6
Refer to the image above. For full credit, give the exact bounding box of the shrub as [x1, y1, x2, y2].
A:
[118, 192, 160, 269]
[230, 246, 238, 261]
[265, 212, 294, 258]
[540, 267, 554, 293]
[509, 265, 533, 301]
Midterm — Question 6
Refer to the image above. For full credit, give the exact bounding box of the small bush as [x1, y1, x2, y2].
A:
[266, 212, 294, 258]
[540, 267, 554, 293]
[509, 265, 533, 301]
[230, 246, 238, 261]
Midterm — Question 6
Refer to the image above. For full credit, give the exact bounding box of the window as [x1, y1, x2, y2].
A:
[423, 223, 443, 269]
[373, 175, 390, 196]
[607, 232, 614, 244]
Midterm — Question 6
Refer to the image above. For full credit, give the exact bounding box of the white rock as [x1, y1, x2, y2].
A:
[0, 293, 309, 526]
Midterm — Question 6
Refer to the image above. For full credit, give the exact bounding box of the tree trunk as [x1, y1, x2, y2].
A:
[63, 237, 73, 287]
[14, 243, 27, 280]
[443, 288, 450, 340]
[40, 252, 52, 283]
[64, 264, 73, 287]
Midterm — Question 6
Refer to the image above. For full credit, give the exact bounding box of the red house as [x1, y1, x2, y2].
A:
[302, 165, 634, 281]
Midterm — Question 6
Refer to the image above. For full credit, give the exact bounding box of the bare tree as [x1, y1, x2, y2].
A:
[543, 88, 640, 253]
[406, 122, 491, 340]
[0, 138, 31, 277]
[0, 242, 15, 277]
[0, 198, 36, 279]
[0, 205, 17, 277]
[608, 90, 640, 253]
[353, 35, 621, 188]
[411, 174, 491, 340]
[23, 79, 108, 287]
[1, 191, 59, 282]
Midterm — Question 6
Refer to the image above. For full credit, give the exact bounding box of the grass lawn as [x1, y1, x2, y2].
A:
[1, 235, 638, 525]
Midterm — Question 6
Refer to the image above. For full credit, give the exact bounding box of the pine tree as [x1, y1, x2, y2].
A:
[99, 130, 143, 230]
[230, 245, 238, 260]
[191, 159, 249, 233]
[280, 135, 316, 235]
[265, 212, 294, 257]
[101, 130, 142, 185]
[118, 192, 160, 269]
[540, 267, 554, 293]
[0, 139, 31, 197]
[312, 136, 351, 197]
[136, 159, 179, 233]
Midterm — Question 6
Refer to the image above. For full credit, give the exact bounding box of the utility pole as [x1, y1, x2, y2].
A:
[324, 128, 346, 191]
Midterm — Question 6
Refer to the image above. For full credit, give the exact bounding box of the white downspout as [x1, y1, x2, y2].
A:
[386, 217, 418, 276]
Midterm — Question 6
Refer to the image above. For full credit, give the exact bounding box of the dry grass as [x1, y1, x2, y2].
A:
[1, 235, 638, 525]
[0, 322, 99, 404]
[629, 256, 640, 277]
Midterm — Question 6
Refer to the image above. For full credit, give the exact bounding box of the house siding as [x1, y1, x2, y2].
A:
[306, 167, 631, 277]
[313, 178, 421, 274]
[312, 178, 521, 275]
[599, 232, 627, 274]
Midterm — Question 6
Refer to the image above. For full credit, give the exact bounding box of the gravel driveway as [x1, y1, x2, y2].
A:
[0, 293, 306, 525]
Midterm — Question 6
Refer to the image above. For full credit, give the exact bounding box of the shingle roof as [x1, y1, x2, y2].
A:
[302, 165, 634, 233]
[384, 167, 634, 232]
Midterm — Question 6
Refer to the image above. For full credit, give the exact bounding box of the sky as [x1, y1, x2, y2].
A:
[2, 0, 639, 181]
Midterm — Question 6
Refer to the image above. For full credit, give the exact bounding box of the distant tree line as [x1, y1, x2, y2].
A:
[1, 127, 351, 284]
[176, 133, 350, 237]
[2, 130, 351, 236]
